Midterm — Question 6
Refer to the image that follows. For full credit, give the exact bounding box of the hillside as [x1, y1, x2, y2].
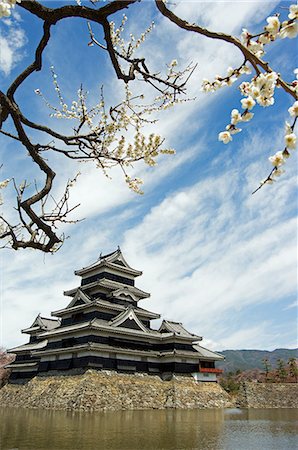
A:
[217, 348, 298, 372]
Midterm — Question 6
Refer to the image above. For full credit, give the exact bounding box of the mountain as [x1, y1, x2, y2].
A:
[217, 348, 298, 373]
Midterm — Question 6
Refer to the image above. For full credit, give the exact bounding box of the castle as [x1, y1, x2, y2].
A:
[7, 249, 223, 381]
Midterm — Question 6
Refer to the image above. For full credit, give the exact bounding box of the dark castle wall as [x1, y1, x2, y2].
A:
[81, 272, 135, 287]
[45, 334, 195, 353]
[37, 355, 199, 375]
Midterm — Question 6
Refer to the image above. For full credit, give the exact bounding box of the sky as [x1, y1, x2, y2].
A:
[0, 1, 297, 352]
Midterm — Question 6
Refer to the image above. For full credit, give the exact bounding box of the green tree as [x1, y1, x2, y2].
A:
[288, 358, 298, 382]
[276, 358, 287, 382]
[262, 358, 271, 382]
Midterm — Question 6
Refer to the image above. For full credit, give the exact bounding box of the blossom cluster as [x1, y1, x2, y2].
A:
[0, 178, 10, 206]
[203, 3, 298, 191]
[203, 4, 297, 97]
[125, 176, 144, 195]
[110, 14, 155, 59]
[0, 0, 20, 18]
[201, 64, 251, 93]
[34, 70, 175, 194]
[218, 71, 279, 144]
[261, 101, 297, 187]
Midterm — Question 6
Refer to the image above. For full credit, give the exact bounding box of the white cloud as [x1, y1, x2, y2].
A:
[0, 22, 26, 75]
[119, 133, 297, 350]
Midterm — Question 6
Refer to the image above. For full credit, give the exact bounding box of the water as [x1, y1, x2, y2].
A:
[0, 407, 297, 450]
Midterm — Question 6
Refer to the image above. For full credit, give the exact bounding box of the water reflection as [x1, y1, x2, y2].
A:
[0, 407, 297, 450]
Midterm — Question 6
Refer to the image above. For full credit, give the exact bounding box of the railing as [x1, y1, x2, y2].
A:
[199, 367, 223, 374]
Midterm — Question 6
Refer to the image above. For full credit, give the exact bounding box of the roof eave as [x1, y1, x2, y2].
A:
[21, 326, 40, 334]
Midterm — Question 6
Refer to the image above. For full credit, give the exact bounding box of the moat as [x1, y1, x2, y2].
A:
[0, 407, 297, 450]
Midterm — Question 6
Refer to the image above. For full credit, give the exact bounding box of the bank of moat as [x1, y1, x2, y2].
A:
[6, 249, 223, 382]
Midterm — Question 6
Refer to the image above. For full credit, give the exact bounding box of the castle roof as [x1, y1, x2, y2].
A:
[159, 320, 202, 340]
[192, 344, 224, 361]
[8, 339, 48, 353]
[52, 298, 160, 320]
[74, 248, 142, 277]
[21, 315, 60, 334]
[64, 279, 150, 299]
[109, 306, 150, 333]
[39, 318, 165, 340]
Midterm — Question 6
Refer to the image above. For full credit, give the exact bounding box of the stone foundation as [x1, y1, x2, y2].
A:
[236, 382, 298, 408]
[0, 370, 233, 411]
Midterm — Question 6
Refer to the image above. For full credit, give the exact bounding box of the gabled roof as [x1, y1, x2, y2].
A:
[64, 279, 150, 299]
[22, 315, 60, 334]
[39, 318, 166, 340]
[51, 298, 160, 319]
[108, 287, 140, 303]
[65, 289, 92, 309]
[159, 320, 202, 340]
[193, 344, 224, 361]
[109, 307, 149, 333]
[74, 248, 142, 277]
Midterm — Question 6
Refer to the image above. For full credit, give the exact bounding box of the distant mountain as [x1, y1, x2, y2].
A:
[217, 348, 298, 373]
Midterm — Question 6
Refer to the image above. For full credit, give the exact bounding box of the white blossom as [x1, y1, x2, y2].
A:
[250, 86, 261, 98]
[0, 178, 10, 205]
[0, 0, 20, 18]
[0, 179, 10, 189]
[0, 3, 10, 17]
[241, 96, 256, 110]
[226, 125, 241, 135]
[231, 109, 242, 124]
[285, 133, 297, 149]
[288, 101, 298, 117]
[247, 40, 264, 57]
[218, 131, 232, 144]
[239, 82, 250, 96]
[239, 65, 252, 75]
[258, 96, 275, 107]
[288, 4, 298, 20]
[241, 111, 254, 122]
[265, 16, 280, 35]
[241, 28, 250, 45]
[258, 33, 272, 44]
[279, 21, 298, 39]
[285, 121, 292, 134]
[201, 79, 213, 92]
[268, 151, 285, 167]
[272, 168, 285, 177]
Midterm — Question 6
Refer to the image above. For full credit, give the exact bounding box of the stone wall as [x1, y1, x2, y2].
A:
[0, 370, 233, 411]
[236, 382, 298, 408]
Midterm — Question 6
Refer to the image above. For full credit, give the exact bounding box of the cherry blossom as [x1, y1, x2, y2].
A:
[284, 133, 297, 149]
[0, 0, 20, 18]
[288, 101, 298, 117]
[268, 151, 285, 167]
[218, 131, 232, 144]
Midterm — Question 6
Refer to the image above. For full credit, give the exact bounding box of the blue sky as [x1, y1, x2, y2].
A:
[0, 1, 297, 351]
